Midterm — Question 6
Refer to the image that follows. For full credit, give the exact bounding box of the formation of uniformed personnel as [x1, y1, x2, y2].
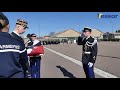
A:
[0, 12, 29, 78]
[42, 39, 60, 45]
[77, 27, 98, 78]
[11, 19, 30, 78]
[27, 34, 43, 78]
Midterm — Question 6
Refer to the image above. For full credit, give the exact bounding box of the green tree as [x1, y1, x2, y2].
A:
[116, 30, 120, 33]
[118, 30, 120, 33]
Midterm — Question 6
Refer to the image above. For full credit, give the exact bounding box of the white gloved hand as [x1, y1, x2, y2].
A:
[39, 54, 44, 56]
[27, 48, 32, 54]
[88, 62, 93, 67]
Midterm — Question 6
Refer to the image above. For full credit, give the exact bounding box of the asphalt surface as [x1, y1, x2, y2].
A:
[40, 42, 120, 78]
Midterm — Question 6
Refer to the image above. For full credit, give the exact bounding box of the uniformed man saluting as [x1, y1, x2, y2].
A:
[0, 12, 28, 78]
[77, 27, 98, 78]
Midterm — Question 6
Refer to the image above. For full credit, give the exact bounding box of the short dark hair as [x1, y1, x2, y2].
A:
[0, 12, 9, 29]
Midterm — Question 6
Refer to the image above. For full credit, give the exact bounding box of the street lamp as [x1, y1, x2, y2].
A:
[38, 24, 40, 38]
[110, 21, 114, 39]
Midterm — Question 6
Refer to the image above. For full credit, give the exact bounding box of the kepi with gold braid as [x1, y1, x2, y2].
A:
[16, 19, 28, 29]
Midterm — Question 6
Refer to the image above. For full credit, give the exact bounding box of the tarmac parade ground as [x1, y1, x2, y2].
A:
[40, 42, 120, 78]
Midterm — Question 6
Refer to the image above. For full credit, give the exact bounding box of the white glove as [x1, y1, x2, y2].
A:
[39, 54, 44, 56]
[88, 62, 93, 67]
[27, 48, 32, 54]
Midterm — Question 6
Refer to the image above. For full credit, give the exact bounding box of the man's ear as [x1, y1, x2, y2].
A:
[0, 20, 4, 29]
[16, 25, 20, 29]
[6, 24, 10, 32]
[7, 24, 10, 29]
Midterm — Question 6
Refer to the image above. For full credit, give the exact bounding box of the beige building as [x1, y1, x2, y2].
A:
[51, 29, 80, 38]
[51, 28, 103, 40]
[91, 29, 104, 39]
[50, 29, 80, 43]
[113, 33, 120, 39]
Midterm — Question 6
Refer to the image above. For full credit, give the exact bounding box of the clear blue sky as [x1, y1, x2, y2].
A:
[3, 12, 120, 37]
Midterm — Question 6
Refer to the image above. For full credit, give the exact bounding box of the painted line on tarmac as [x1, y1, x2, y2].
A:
[45, 47, 118, 78]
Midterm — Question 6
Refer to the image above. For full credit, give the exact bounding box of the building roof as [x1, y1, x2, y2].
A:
[92, 28, 104, 33]
[50, 28, 103, 38]
[51, 29, 80, 38]
[91, 29, 104, 38]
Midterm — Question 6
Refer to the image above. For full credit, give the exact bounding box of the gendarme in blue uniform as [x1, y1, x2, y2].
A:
[0, 32, 28, 78]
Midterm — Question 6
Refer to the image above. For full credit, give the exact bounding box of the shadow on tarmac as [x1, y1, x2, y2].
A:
[56, 66, 76, 78]
[98, 55, 120, 59]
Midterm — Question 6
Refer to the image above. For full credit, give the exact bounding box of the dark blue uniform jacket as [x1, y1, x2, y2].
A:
[0, 32, 28, 78]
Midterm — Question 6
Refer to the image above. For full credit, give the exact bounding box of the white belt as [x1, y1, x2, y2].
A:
[84, 52, 91, 54]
